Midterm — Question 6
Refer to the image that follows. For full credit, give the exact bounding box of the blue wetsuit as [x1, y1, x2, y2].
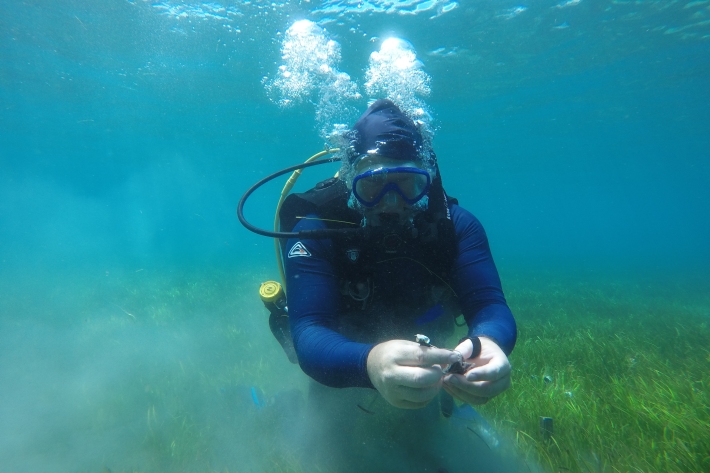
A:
[284, 204, 516, 389]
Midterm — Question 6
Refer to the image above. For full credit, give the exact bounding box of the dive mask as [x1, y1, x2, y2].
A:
[352, 166, 431, 208]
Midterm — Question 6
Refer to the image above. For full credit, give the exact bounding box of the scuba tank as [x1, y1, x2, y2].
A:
[259, 281, 298, 364]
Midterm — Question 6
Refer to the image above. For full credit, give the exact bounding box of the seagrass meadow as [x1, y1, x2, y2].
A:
[3, 2, 709, 470]
[476, 271, 710, 473]
[2, 266, 706, 472]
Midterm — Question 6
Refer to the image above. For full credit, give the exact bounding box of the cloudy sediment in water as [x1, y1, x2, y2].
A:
[1, 0, 708, 472]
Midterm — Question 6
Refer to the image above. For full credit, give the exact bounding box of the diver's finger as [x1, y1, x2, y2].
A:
[395, 384, 441, 404]
[395, 344, 461, 367]
[392, 398, 433, 410]
[469, 376, 511, 398]
[466, 355, 511, 381]
[453, 338, 473, 359]
[445, 373, 511, 399]
[442, 383, 489, 405]
[395, 365, 445, 388]
[465, 357, 511, 382]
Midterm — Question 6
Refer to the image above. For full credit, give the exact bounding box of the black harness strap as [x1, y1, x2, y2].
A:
[280, 176, 460, 305]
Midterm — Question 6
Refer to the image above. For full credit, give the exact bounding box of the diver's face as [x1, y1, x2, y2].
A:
[352, 155, 429, 226]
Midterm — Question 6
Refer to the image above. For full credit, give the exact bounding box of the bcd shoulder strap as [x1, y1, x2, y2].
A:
[279, 177, 361, 249]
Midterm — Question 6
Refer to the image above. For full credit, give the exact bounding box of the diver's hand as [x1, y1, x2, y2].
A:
[443, 337, 511, 405]
[367, 340, 461, 409]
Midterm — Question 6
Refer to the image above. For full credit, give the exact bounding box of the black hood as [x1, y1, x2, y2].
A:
[348, 99, 425, 164]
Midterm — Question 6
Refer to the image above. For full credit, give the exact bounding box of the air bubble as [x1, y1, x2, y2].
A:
[264, 20, 360, 139]
[364, 37, 434, 165]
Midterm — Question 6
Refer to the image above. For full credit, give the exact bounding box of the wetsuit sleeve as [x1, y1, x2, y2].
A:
[284, 216, 375, 388]
[450, 205, 517, 355]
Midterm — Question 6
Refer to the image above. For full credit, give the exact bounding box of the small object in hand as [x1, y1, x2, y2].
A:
[415, 334, 432, 347]
[447, 358, 474, 375]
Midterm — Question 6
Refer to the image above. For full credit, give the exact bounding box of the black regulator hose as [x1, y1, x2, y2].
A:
[237, 156, 362, 240]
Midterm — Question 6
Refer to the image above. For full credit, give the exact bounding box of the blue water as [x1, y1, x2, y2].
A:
[3, 0, 708, 273]
[1, 1, 708, 471]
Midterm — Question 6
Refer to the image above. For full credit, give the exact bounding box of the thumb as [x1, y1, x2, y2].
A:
[454, 338, 474, 359]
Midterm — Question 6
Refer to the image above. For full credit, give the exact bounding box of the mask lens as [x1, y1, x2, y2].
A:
[355, 171, 388, 202]
[390, 171, 428, 200]
[353, 167, 430, 207]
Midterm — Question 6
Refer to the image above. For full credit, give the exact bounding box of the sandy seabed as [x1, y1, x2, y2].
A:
[1, 265, 707, 473]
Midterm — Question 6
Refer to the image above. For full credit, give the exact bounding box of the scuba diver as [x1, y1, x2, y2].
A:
[279, 98, 516, 407]
[240, 99, 520, 472]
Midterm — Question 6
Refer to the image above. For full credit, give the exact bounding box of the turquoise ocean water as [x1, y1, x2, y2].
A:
[1, 1, 708, 472]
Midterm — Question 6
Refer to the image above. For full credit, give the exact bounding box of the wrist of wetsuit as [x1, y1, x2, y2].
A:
[458, 335, 482, 359]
